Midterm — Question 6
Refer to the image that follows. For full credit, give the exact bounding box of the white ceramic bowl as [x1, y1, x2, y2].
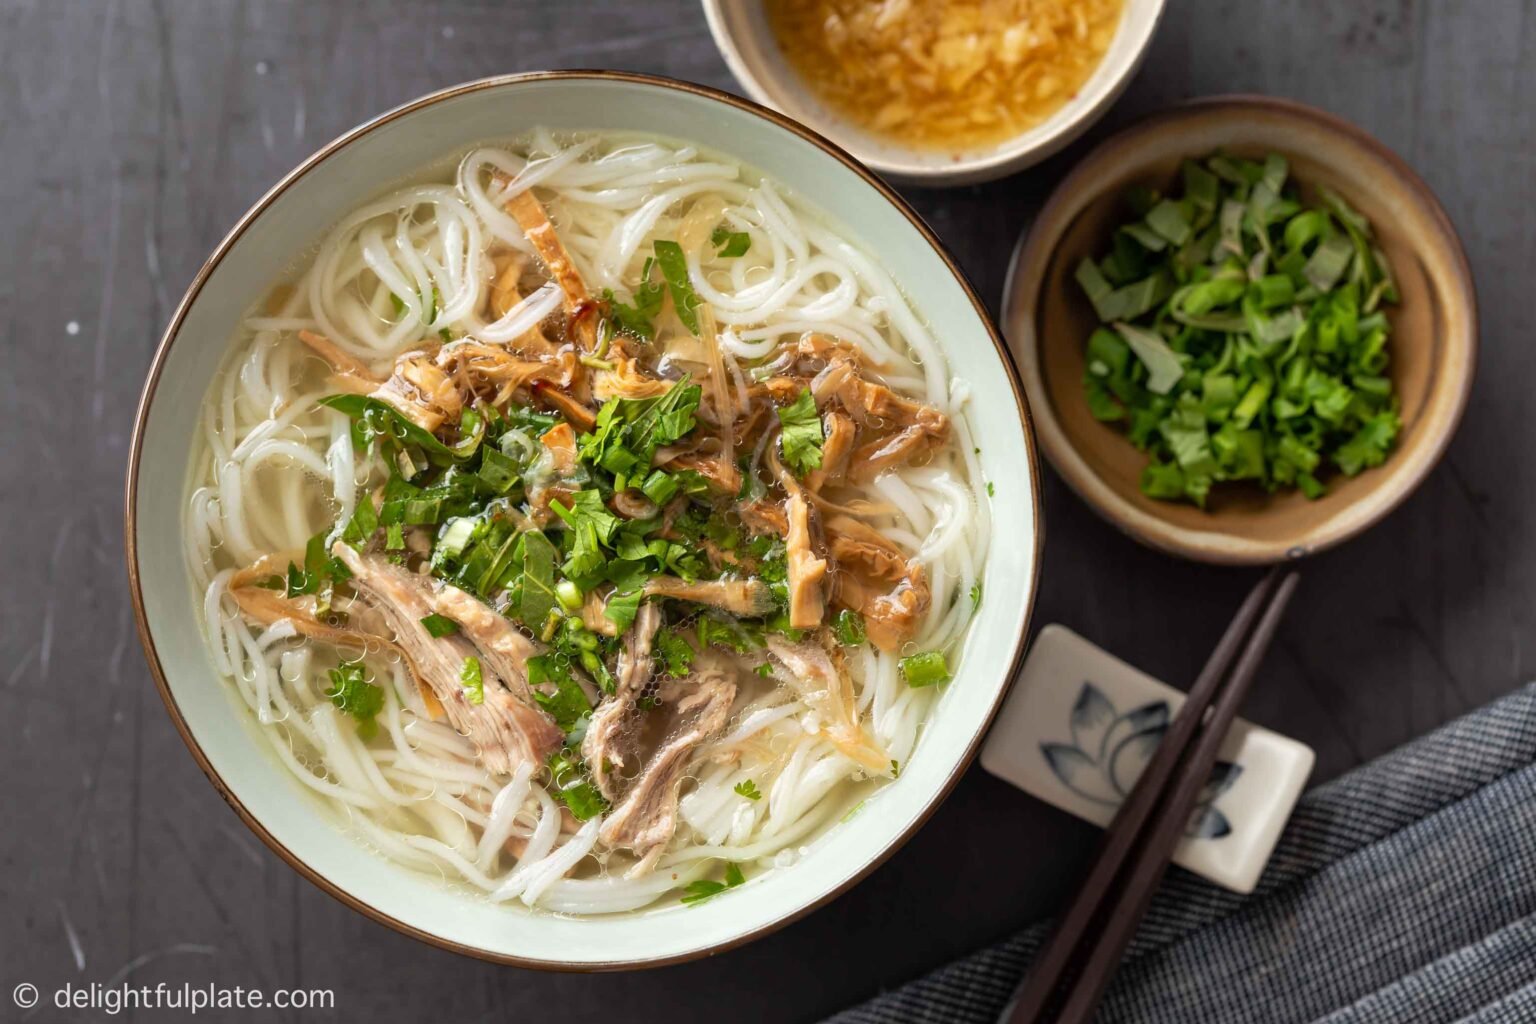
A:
[126, 73, 1041, 968]
[702, 0, 1168, 186]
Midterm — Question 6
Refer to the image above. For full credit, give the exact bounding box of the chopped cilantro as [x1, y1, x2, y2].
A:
[777, 388, 824, 476]
[528, 655, 592, 734]
[734, 779, 763, 800]
[604, 589, 643, 632]
[460, 656, 485, 705]
[680, 862, 746, 905]
[549, 751, 608, 821]
[324, 661, 384, 725]
[654, 627, 695, 678]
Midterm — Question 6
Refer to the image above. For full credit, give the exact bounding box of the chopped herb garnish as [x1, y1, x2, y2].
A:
[459, 656, 485, 705]
[697, 615, 763, 654]
[680, 862, 746, 905]
[603, 589, 643, 632]
[734, 779, 763, 800]
[420, 613, 459, 638]
[603, 256, 666, 341]
[969, 583, 983, 614]
[900, 650, 951, 688]
[519, 530, 558, 628]
[324, 661, 383, 738]
[653, 239, 702, 335]
[325, 661, 383, 717]
[777, 388, 824, 476]
[986, 481, 995, 498]
[754, 662, 775, 678]
[655, 628, 695, 678]
[549, 751, 608, 821]
[711, 225, 752, 258]
[832, 609, 866, 647]
[528, 655, 593, 734]
[1076, 151, 1402, 506]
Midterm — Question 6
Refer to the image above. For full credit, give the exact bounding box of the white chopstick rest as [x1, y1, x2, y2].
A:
[981, 625, 1315, 894]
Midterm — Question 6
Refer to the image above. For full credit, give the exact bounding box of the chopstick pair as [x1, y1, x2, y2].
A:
[999, 566, 1301, 1024]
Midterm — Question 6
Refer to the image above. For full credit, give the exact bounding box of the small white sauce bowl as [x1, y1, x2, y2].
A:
[702, 0, 1169, 186]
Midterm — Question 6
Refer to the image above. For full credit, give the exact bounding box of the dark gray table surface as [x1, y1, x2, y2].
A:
[5, 1, 1533, 1020]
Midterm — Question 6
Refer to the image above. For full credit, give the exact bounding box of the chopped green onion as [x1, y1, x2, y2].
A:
[900, 650, 951, 688]
[832, 609, 866, 647]
[1075, 150, 1401, 507]
[555, 579, 583, 613]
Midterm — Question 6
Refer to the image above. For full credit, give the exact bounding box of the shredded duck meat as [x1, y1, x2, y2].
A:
[501, 185, 600, 351]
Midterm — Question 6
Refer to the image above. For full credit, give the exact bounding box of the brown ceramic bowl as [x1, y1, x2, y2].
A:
[1004, 95, 1476, 565]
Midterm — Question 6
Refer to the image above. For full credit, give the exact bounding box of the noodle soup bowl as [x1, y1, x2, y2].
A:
[127, 72, 1041, 968]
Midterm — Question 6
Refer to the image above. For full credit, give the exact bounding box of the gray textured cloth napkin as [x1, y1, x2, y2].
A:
[829, 684, 1536, 1023]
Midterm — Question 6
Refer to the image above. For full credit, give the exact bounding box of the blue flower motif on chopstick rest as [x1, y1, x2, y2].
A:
[980, 625, 1316, 894]
[1039, 682, 1243, 840]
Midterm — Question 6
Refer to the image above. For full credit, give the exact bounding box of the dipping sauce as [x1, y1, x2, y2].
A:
[766, 0, 1124, 152]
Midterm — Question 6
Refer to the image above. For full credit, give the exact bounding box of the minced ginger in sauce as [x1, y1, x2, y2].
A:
[766, 0, 1124, 152]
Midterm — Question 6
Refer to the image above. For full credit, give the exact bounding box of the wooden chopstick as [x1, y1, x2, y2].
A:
[1000, 567, 1301, 1024]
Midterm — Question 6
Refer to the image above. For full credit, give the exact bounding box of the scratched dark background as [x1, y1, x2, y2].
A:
[3, 0, 1533, 1020]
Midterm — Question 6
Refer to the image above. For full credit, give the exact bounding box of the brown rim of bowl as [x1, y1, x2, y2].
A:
[1006, 93, 1477, 566]
[123, 70, 1043, 971]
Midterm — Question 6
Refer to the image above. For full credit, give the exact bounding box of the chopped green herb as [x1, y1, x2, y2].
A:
[603, 256, 666, 341]
[900, 650, 951, 688]
[711, 224, 752, 258]
[653, 239, 702, 335]
[697, 615, 763, 654]
[528, 655, 593, 734]
[680, 862, 746, 905]
[754, 662, 774, 678]
[969, 583, 983, 614]
[324, 661, 384, 735]
[603, 589, 643, 632]
[549, 751, 608, 821]
[986, 481, 995, 498]
[519, 530, 558, 628]
[777, 388, 824, 476]
[319, 393, 483, 463]
[734, 779, 763, 801]
[420, 614, 459, 638]
[832, 609, 866, 647]
[1076, 150, 1401, 506]
[460, 656, 485, 705]
[889, 759, 902, 778]
[340, 497, 379, 545]
[655, 628, 695, 678]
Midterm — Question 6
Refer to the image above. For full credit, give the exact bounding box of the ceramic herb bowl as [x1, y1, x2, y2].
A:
[701, 0, 1169, 186]
[125, 72, 1040, 968]
[1004, 95, 1476, 565]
